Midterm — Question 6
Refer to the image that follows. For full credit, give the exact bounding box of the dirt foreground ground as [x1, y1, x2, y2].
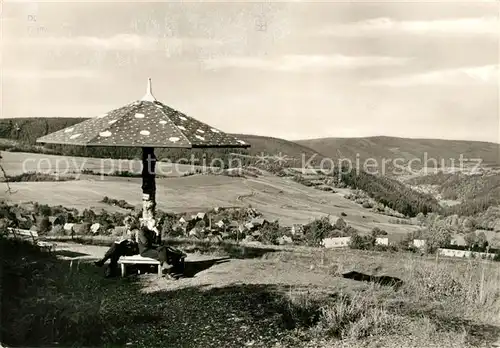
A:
[47, 241, 500, 348]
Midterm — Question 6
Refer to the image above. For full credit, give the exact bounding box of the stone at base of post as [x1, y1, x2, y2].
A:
[141, 193, 156, 227]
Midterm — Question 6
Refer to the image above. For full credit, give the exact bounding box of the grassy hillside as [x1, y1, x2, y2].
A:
[1, 151, 423, 233]
[0, 118, 325, 167]
[297, 136, 500, 167]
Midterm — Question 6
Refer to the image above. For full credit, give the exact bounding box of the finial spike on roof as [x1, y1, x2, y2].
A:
[141, 77, 157, 102]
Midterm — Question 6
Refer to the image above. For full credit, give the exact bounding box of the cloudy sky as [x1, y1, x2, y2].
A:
[2, 0, 499, 142]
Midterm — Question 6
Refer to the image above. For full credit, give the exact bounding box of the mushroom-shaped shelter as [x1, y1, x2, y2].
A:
[36, 79, 250, 225]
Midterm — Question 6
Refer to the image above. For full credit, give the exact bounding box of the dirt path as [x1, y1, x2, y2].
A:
[53, 242, 359, 293]
[49, 242, 350, 347]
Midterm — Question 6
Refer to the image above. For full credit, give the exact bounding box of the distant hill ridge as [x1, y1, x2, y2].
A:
[2, 118, 498, 167]
[2, 118, 498, 218]
[297, 136, 500, 165]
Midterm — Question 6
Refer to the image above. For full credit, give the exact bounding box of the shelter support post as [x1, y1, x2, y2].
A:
[141, 147, 156, 225]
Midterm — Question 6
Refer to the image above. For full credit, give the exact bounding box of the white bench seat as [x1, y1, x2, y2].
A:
[118, 255, 161, 277]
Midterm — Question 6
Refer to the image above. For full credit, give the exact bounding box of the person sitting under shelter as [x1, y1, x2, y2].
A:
[94, 216, 139, 277]
[138, 219, 187, 279]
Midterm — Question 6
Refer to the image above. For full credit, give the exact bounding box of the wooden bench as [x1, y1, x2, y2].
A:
[118, 255, 161, 277]
[6, 227, 56, 252]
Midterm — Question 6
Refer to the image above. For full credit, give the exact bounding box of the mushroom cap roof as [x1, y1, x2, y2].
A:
[36, 79, 250, 149]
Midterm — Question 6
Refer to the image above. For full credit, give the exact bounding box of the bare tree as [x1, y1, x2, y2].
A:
[0, 153, 15, 194]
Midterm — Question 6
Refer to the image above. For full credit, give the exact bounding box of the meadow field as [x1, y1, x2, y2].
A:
[0, 151, 420, 235]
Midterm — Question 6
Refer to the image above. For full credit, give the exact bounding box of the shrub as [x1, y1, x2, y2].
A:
[476, 231, 489, 249]
[66, 210, 78, 223]
[155, 210, 168, 227]
[100, 197, 134, 210]
[317, 186, 335, 192]
[333, 217, 347, 230]
[390, 218, 411, 225]
[17, 217, 33, 230]
[416, 212, 426, 226]
[396, 233, 414, 250]
[0, 205, 15, 221]
[405, 263, 468, 300]
[109, 212, 127, 226]
[49, 224, 65, 236]
[371, 227, 388, 237]
[53, 213, 67, 226]
[362, 201, 373, 209]
[160, 217, 177, 239]
[259, 220, 283, 245]
[38, 216, 51, 234]
[336, 181, 347, 188]
[95, 211, 113, 231]
[303, 217, 336, 247]
[494, 252, 500, 262]
[292, 175, 314, 187]
[36, 204, 52, 217]
[195, 220, 206, 229]
[50, 205, 67, 216]
[278, 292, 322, 330]
[81, 209, 96, 223]
[326, 229, 345, 238]
[111, 170, 141, 178]
[76, 222, 92, 235]
[423, 225, 452, 254]
[0, 218, 11, 233]
[343, 225, 359, 237]
[406, 245, 420, 253]
[317, 293, 402, 340]
[348, 232, 376, 250]
[373, 244, 399, 253]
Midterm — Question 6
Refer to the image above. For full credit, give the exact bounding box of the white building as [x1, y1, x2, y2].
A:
[375, 237, 389, 246]
[413, 239, 426, 249]
[291, 224, 304, 236]
[438, 248, 495, 260]
[322, 237, 351, 248]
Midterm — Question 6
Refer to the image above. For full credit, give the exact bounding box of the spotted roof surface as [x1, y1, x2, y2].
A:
[36, 100, 250, 148]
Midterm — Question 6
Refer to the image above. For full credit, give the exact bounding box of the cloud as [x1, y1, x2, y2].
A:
[203, 54, 410, 71]
[362, 65, 499, 86]
[318, 17, 499, 37]
[4, 34, 223, 50]
[3, 69, 100, 79]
